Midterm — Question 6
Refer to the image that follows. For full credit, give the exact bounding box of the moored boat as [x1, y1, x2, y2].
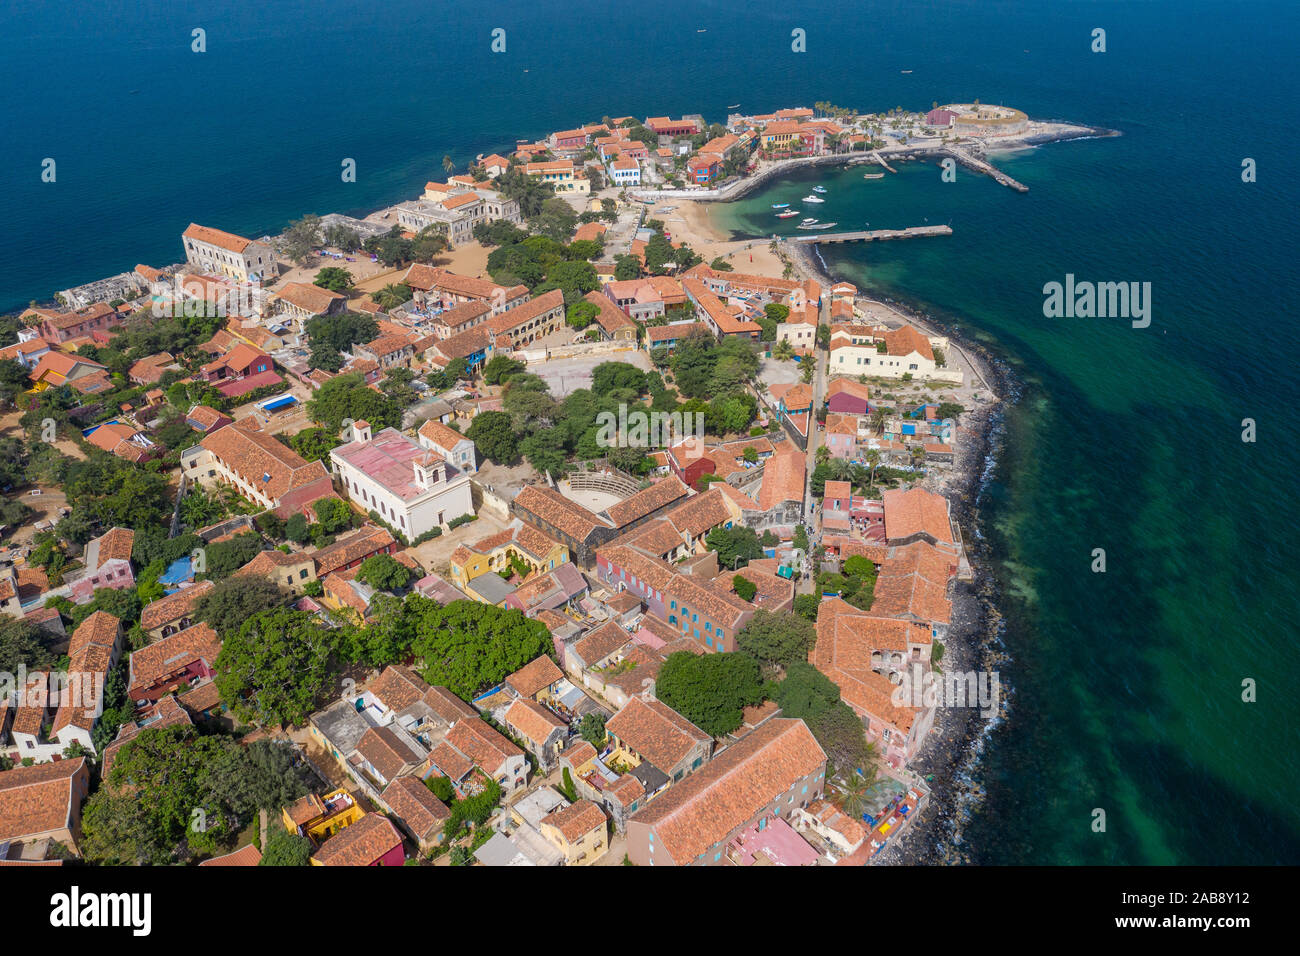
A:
[802, 194, 825, 203]
[797, 221, 837, 230]
[772, 202, 790, 209]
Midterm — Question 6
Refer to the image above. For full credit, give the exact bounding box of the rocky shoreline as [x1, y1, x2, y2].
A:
[784, 239, 1021, 865]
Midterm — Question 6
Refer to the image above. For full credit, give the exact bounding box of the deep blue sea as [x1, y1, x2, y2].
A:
[3, 0, 1296, 864]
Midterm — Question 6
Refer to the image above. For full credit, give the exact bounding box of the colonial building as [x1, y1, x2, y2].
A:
[182, 223, 278, 282]
[330, 421, 474, 540]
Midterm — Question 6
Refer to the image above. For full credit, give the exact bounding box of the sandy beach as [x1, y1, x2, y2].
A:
[662, 202, 790, 276]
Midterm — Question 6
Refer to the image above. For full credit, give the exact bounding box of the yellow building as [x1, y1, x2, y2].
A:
[448, 520, 569, 591]
[281, 788, 367, 843]
[539, 799, 609, 865]
[524, 160, 590, 195]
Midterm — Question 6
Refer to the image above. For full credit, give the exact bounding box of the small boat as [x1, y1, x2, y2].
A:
[797, 221, 837, 230]
[776, 210, 799, 219]
[900, 70, 913, 74]
[802, 217, 818, 223]
[772, 202, 790, 209]
[812, 185, 827, 193]
[863, 172, 885, 179]
[727, 104, 740, 110]
[697, 28, 706, 33]
[802, 194, 825, 203]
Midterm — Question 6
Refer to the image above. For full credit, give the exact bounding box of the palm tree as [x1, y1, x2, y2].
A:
[442, 154, 454, 174]
[834, 771, 873, 821]
[864, 449, 882, 489]
[374, 283, 411, 310]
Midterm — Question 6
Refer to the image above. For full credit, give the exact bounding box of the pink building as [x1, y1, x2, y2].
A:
[65, 528, 135, 604]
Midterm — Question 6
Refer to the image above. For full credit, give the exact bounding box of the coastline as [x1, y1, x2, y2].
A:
[782, 235, 1019, 865]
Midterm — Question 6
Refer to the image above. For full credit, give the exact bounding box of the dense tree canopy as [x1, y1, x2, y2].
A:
[655, 651, 764, 736]
[736, 610, 818, 668]
[215, 608, 339, 727]
[195, 575, 287, 637]
[305, 372, 402, 432]
[80, 726, 307, 864]
[407, 597, 551, 701]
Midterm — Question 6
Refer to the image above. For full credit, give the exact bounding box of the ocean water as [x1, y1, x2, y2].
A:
[3, 0, 1297, 863]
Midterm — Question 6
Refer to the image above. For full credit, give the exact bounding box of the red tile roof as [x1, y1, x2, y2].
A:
[629, 718, 824, 862]
[312, 813, 403, 866]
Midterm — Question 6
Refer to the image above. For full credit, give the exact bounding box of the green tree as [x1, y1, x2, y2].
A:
[306, 372, 401, 431]
[215, 608, 339, 727]
[793, 593, 821, 622]
[285, 513, 311, 545]
[705, 525, 763, 569]
[313, 266, 354, 292]
[482, 355, 525, 385]
[530, 197, 579, 242]
[655, 652, 764, 737]
[0, 618, 55, 674]
[736, 610, 818, 668]
[579, 712, 607, 747]
[408, 598, 550, 701]
[82, 726, 250, 863]
[282, 214, 323, 265]
[260, 827, 313, 866]
[372, 283, 413, 310]
[356, 553, 413, 592]
[733, 574, 757, 602]
[312, 496, 354, 533]
[466, 410, 519, 464]
[195, 576, 287, 636]
[565, 300, 599, 330]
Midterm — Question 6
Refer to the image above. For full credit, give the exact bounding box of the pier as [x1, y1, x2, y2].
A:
[870, 150, 897, 174]
[945, 147, 1028, 192]
[788, 224, 953, 244]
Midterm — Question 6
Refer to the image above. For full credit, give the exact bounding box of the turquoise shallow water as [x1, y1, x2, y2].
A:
[3, 0, 1297, 863]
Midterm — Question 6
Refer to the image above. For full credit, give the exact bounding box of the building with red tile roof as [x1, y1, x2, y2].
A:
[184, 419, 334, 515]
[0, 758, 91, 858]
[276, 281, 346, 319]
[311, 812, 405, 866]
[199, 843, 263, 866]
[127, 622, 222, 704]
[539, 798, 609, 864]
[381, 775, 451, 853]
[626, 718, 825, 865]
[182, 224, 277, 282]
[810, 596, 937, 767]
[882, 487, 957, 550]
[502, 697, 568, 771]
[605, 697, 712, 782]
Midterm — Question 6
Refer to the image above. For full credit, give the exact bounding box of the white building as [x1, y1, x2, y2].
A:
[417, 419, 478, 475]
[330, 422, 474, 540]
[608, 156, 642, 187]
[181, 223, 278, 282]
[828, 325, 962, 383]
